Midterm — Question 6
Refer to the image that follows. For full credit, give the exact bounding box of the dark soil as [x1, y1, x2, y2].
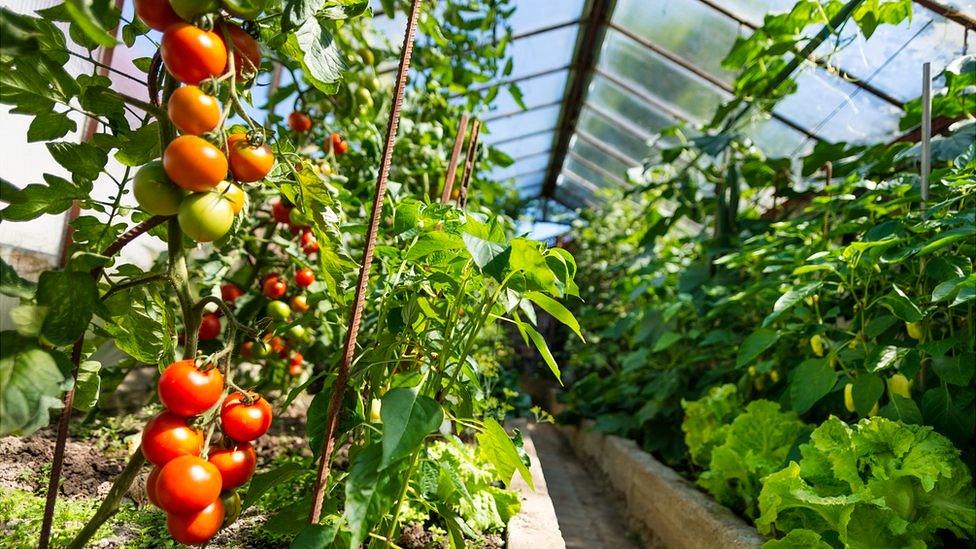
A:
[0, 430, 127, 499]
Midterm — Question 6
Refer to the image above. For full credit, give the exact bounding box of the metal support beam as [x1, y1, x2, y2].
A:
[541, 0, 616, 199]
[913, 0, 976, 30]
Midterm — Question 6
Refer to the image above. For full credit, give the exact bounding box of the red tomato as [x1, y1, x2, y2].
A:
[163, 135, 227, 192]
[288, 111, 312, 133]
[208, 443, 256, 489]
[221, 392, 273, 442]
[262, 277, 287, 299]
[147, 466, 162, 507]
[221, 283, 243, 303]
[288, 362, 303, 376]
[262, 273, 280, 284]
[267, 336, 285, 354]
[156, 455, 222, 513]
[227, 134, 274, 183]
[288, 352, 303, 367]
[198, 313, 222, 341]
[220, 23, 261, 81]
[168, 86, 220, 136]
[290, 295, 309, 313]
[134, 0, 183, 31]
[300, 230, 319, 254]
[158, 359, 224, 417]
[161, 23, 227, 85]
[294, 267, 314, 288]
[142, 411, 203, 466]
[167, 498, 225, 545]
[329, 132, 348, 155]
[240, 341, 254, 359]
[272, 200, 292, 224]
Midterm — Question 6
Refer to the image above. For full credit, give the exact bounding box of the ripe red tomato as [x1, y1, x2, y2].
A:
[287, 111, 312, 133]
[167, 498, 225, 545]
[158, 359, 224, 417]
[290, 295, 309, 313]
[267, 336, 285, 354]
[262, 273, 280, 284]
[294, 267, 314, 288]
[221, 283, 243, 303]
[141, 411, 203, 466]
[239, 341, 254, 359]
[329, 132, 348, 155]
[220, 23, 261, 81]
[198, 313, 222, 341]
[221, 392, 273, 442]
[272, 200, 292, 224]
[147, 466, 162, 507]
[163, 135, 227, 192]
[168, 86, 220, 136]
[208, 443, 256, 489]
[227, 134, 274, 182]
[288, 352, 303, 367]
[134, 0, 183, 31]
[178, 191, 236, 243]
[300, 230, 319, 254]
[262, 277, 287, 299]
[161, 23, 227, 85]
[156, 455, 222, 513]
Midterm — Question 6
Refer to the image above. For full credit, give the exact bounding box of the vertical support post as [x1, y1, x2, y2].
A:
[920, 62, 932, 211]
[441, 114, 469, 203]
[307, 0, 424, 525]
[456, 119, 482, 209]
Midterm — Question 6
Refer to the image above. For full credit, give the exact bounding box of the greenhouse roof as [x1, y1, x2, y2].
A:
[474, 0, 975, 211]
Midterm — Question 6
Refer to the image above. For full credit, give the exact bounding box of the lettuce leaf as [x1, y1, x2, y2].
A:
[681, 383, 742, 467]
[758, 416, 976, 547]
[697, 399, 809, 518]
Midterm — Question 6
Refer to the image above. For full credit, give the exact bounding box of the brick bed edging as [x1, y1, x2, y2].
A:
[505, 419, 567, 549]
[561, 420, 763, 549]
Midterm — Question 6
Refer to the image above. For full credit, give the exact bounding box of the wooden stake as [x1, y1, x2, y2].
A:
[456, 119, 481, 209]
[307, 0, 424, 525]
[441, 114, 469, 203]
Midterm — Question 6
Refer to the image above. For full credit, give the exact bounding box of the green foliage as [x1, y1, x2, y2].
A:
[698, 400, 809, 519]
[0, 332, 73, 436]
[757, 417, 976, 547]
[681, 383, 741, 467]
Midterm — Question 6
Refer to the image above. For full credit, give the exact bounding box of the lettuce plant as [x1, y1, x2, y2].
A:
[682, 384, 743, 467]
[757, 417, 976, 547]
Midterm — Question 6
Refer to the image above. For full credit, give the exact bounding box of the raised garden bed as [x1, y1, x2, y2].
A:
[561, 420, 762, 549]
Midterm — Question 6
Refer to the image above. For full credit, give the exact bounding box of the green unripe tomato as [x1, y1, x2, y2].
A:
[251, 339, 271, 358]
[286, 324, 306, 341]
[169, 0, 220, 21]
[133, 161, 184, 216]
[288, 208, 309, 228]
[177, 191, 235, 242]
[220, 0, 267, 19]
[267, 300, 291, 321]
[356, 87, 374, 108]
[221, 490, 242, 527]
[358, 47, 374, 66]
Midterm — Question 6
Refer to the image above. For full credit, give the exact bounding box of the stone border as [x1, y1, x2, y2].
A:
[561, 420, 762, 549]
[506, 419, 566, 549]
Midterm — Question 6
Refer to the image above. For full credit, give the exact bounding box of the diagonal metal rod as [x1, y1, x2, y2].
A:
[442, 114, 470, 203]
[457, 120, 482, 209]
[307, 0, 424, 524]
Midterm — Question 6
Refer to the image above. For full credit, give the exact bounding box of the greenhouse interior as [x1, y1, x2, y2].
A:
[0, 0, 974, 547]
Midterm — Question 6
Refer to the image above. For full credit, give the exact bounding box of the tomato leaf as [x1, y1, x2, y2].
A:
[26, 111, 76, 142]
[0, 331, 73, 436]
[0, 257, 34, 298]
[37, 270, 97, 346]
[344, 442, 400, 548]
[241, 462, 305, 510]
[0, 174, 92, 221]
[281, 0, 324, 32]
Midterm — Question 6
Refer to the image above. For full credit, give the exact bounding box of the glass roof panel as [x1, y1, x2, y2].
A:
[587, 73, 682, 132]
[495, 132, 554, 159]
[815, 6, 969, 102]
[598, 28, 728, 122]
[482, 104, 561, 143]
[489, 70, 569, 115]
[565, 156, 626, 190]
[773, 67, 902, 144]
[576, 106, 650, 163]
[507, 0, 584, 35]
[742, 117, 813, 158]
[724, 0, 802, 24]
[612, 0, 740, 84]
[505, 25, 579, 81]
[568, 137, 635, 180]
[557, 172, 599, 203]
[493, 152, 550, 180]
[514, 170, 546, 189]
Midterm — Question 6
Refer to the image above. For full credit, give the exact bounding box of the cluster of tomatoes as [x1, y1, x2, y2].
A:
[142, 359, 273, 545]
[131, 0, 275, 242]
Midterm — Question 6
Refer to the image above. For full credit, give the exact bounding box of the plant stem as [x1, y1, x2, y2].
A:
[385, 449, 422, 546]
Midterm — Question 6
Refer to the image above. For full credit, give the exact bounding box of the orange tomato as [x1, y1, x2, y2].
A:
[227, 133, 274, 183]
[163, 135, 228, 192]
[216, 181, 245, 214]
[168, 86, 221, 136]
[290, 295, 309, 313]
[134, 0, 183, 31]
[220, 23, 261, 81]
[167, 499, 225, 545]
[161, 23, 227, 85]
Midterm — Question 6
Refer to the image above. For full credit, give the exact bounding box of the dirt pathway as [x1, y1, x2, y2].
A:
[527, 423, 641, 549]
